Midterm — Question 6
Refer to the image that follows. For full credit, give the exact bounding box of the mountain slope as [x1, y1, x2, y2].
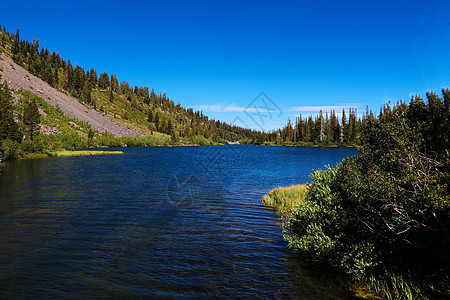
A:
[0, 53, 142, 137]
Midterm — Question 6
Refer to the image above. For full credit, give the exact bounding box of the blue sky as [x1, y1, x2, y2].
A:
[1, 0, 449, 131]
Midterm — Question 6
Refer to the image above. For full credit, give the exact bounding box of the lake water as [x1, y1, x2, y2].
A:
[0, 145, 357, 299]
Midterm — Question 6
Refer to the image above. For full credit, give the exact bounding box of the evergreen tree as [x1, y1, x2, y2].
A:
[426, 92, 447, 154]
[23, 98, 40, 140]
[98, 72, 110, 89]
[53, 67, 59, 88]
[295, 115, 303, 142]
[318, 110, 324, 142]
[72, 65, 85, 96]
[1, 32, 6, 47]
[171, 129, 179, 143]
[83, 81, 92, 104]
[11, 29, 19, 58]
[89, 68, 98, 86]
[0, 80, 21, 142]
[341, 108, 347, 142]
[167, 119, 173, 134]
[154, 112, 160, 131]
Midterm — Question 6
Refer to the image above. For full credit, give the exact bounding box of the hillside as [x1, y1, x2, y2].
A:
[0, 26, 266, 147]
[0, 53, 142, 137]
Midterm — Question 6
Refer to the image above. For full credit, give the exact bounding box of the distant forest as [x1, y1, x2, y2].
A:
[1, 25, 448, 148]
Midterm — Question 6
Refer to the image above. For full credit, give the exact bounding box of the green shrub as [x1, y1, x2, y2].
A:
[282, 94, 450, 298]
[20, 139, 45, 154]
[188, 135, 213, 146]
[1, 139, 21, 160]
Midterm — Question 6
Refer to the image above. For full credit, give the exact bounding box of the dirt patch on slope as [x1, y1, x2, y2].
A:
[0, 54, 143, 137]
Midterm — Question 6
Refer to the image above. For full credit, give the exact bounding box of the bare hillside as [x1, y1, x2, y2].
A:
[0, 54, 143, 137]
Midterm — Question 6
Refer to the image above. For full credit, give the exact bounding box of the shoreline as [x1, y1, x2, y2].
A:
[20, 150, 124, 160]
[1, 143, 356, 164]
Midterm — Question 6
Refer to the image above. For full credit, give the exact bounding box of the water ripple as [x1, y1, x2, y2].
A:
[0, 146, 357, 299]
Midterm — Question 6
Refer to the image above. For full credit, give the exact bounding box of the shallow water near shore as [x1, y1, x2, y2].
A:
[0, 145, 357, 298]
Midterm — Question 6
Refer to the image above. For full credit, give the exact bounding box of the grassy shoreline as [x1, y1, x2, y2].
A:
[54, 150, 124, 157]
[262, 184, 309, 215]
[21, 150, 124, 159]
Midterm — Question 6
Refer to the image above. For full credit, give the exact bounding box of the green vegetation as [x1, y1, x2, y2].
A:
[0, 83, 177, 160]
[264, 90, 450, 299]
[0, 79, 21, 144]
[187, 135, 214, 146]
[262, 184, 309, 215]
[53, 150, 123, 157]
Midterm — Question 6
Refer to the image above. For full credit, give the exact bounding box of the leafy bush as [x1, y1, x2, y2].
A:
[188, 135, 213, 146]
[20, 139, 49, 155]
[1, 139, 21, 160]
[283, 92, 450, 298]
[126, 135, 170, 147]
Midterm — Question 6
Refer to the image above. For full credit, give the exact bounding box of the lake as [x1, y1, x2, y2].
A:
[0, 145, 357, 299]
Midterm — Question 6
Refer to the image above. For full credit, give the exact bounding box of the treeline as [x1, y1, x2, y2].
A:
[283, 89, 450, 298]
[275, 108, 360, 145]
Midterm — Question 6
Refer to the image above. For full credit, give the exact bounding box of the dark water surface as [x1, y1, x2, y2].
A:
[0, 145, 357, 299]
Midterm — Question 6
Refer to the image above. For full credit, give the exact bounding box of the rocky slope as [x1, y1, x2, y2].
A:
[0, 53, 143, 137]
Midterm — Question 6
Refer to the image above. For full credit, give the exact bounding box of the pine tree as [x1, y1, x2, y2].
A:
[147, 110, 153, 123]
[347, 108, 355, 142]
[11, 29, 20, 59]
[1, 32, 6, 47]
[98, 72, 110, 89]
[167, 119, 173, 135]
[296, 115, 303, 142]
[171, 129, 179, 143]
[53, 67, 59, 88]
[319, 110, 324, 142]
[83, 81, 92, 104]
[23, 99, 40, 140]
[89, 68, 98, 86]
[0, 80, 21, 142]
[341, 108, 347, 142]
[154, 112, 160, 131]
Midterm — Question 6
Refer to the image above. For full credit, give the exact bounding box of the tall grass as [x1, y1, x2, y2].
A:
[262, 184, 309, 214]
[54, 150, 124, 157]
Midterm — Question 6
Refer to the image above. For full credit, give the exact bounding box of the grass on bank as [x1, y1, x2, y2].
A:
[20, 150, 124, 159]
[262, 184, 309, 215]
[54, 150, 124, 157]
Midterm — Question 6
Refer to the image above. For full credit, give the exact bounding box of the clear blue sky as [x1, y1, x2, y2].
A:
[1, 0, 449, 131]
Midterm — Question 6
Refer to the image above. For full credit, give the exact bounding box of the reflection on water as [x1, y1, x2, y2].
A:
[0, 145, 357, 298]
